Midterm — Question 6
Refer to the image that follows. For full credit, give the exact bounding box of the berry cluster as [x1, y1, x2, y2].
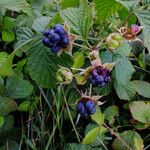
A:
[77, 99, 96, 117]
[89, 66, 111, 87]
[42, 24, 70, 53]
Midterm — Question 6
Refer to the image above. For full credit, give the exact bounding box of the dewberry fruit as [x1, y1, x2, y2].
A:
[89, 66, 111, 87]
[51, 44, 61, 53]
[42, 24, 70, 53]
[42, 37, 52, 47]
[44, 29, 54, 37]
[61, 36, 70, 47]
[54, 24, 65, 36]
[48, 33, 60, 43]
[77, 98, 96, 117]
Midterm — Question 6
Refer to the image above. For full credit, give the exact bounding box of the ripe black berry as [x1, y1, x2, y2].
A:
[89, 66, 111, 87]
[77, 98, 96, 117]
[42, 24, 70, 53]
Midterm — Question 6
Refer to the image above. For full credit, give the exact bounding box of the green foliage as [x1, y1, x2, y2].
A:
[4, 76, 33, 99]
[112, 130, 144, 150]
[0, 0, 150, 149]
[61, 0, 92, 40]
[64, 143, 90, 150]
[0, 96, 17, 116]
[94, 0, 121, 21]
[82, 126, 106, 145]
[129, 101, 150, 123]
[27, 39, 73, 88]
[132, 80, 150, 98]
[0, 0, 31, 15]
[60, 0, 79, 9]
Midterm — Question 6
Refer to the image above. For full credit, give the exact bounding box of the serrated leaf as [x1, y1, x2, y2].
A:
[4, 76, 33, 99]
[132, 80, 150, 98]
[94, 0, 121, 21]
[0, 0, 31, 15]
[114, 58, 135, 85]
[113, 41, 132, 58]
[134, 9, 150, 53]
[116, 0, 138, 11]
[0, 52, 15, 76]
[91, 109, 105, 125]
[82, 126, 106, 145]
[61, 0, 92, 40]
[112, 130, 144, 150]
[15, 27, 34, 48]
[27, 38, 73, 88]
[0, 96, 17, 116]
[2, 30, 15, 42]
[60, 0, 79, 9]
[129, 101, 150, 123]
[104, 105, 119, 121]
[114, 81, 136, 100]
[3, 17, 16, 30]
[32, 16, 51, 33]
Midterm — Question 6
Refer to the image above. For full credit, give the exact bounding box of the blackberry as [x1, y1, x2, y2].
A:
[89, 66, 111, 87]
[77, 98, 96, 117]
[42, 24, 70, 53]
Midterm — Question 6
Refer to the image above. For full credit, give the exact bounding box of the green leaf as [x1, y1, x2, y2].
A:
[60, 0, 79, 9]
[112, 130, 144, 150]
[91, 108, 105, 125]
[4, 76, 33, 99]
[0, 117, 4, 127]
[3, 17, 16, 30]
[132, 80, 150, 98]
[32, 16, 51, 33]
[94, 0, 121, 21]
[27, 38, 73, 88]
[15, 27, 34, 48]
[0, 0, 31, 15]
[113, 41, 132, 58]
[118, 7, 137, 25]
[129, 101, 150, 123]
[79, 0, 93, 39]
[63, 143, 90, 150]
[116, 0, 138, 11]
[2, 30, 15, 42]
[61, 0, 92, 39]
[134, 9, 150, 53]
[104, 105, 119, 121]
[114, 81, 136, 100]
[143, 54, 150, 66]
[17, 101, 31, 112]
[114, 58, 135, 85]
[0, 96, 17, 116]
[0, 115, 14, 134]
[73, 51, 84, 69]
[0, 52, 15, 76]
[82, 126, 106, 145]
